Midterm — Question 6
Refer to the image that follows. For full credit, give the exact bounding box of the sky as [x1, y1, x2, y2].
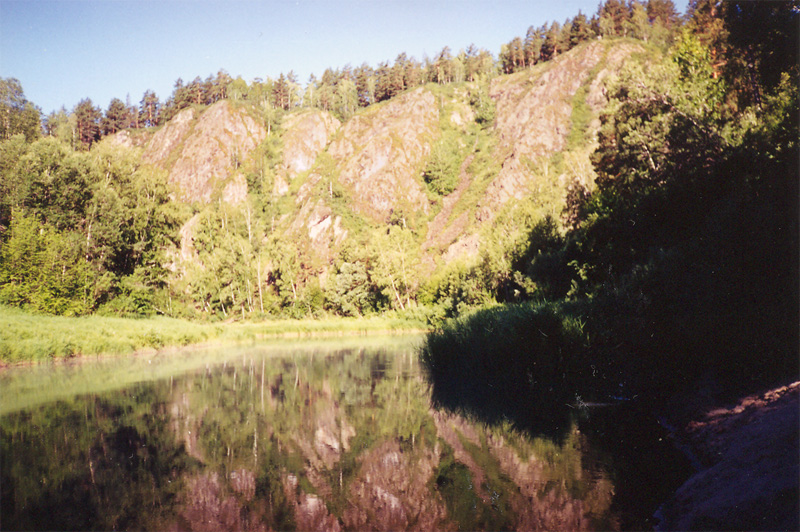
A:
[2, 0, 689, 116]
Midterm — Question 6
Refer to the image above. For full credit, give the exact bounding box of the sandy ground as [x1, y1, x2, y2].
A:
[657, 381, 799, 531]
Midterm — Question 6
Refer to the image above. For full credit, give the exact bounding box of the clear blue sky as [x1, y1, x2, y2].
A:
[1, 0, 689, 115]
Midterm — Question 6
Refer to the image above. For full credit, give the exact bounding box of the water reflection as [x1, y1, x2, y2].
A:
[2, 338, 625, 531]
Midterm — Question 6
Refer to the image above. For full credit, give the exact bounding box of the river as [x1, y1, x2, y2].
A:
[0, 335, 689, 531]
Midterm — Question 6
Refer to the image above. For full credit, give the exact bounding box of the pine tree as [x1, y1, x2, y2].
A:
[435, 46, 453, 84]
[524, 26, 545, 67]
[540, 22, 561, 61]
[598, 0, 631, 36]
[354, 64, 374, 107]
[75, 98, 101, 148]
[139, 91, 160, 128]
[570, 11, 593, 47]
[102, 98, 129, 136]
[272, 73, 290, 110]
[646, 0, 679, 29]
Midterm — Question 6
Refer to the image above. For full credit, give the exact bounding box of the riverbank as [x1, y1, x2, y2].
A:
[0, 305, 427, 366]
[657, 380, 800, 531]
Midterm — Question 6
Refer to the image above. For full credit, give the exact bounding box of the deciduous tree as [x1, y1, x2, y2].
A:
[0, 78, 41, 142]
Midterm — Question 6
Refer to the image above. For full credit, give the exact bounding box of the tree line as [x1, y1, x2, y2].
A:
[4, 0, 683, 153]
[6, 0, 790, 326]
[498, 0, 680, 75]
[422, 0, 798, 424]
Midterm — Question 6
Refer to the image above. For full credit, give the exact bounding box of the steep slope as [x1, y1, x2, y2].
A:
[276, 109, 341, 194]
[436, 40, 643, 264]
[143, 40, 648, 309]
[481, 41, 608, 219]
[143, 101, 267, 203]
[325, 87, 438, 221]
[280, 88, 439, 274]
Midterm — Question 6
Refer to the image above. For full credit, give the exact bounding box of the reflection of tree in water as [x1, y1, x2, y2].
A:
[0, 386, 197, 531]
[1, 344, 620, 530]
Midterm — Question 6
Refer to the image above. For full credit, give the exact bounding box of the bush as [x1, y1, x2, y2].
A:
[423, 132, 462, 196]
[420, 301, 592, 437]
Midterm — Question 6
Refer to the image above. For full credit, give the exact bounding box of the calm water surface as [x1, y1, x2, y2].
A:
[0, 336, 686, 531]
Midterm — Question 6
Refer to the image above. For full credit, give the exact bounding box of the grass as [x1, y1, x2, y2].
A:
[0, 304, 427, 365]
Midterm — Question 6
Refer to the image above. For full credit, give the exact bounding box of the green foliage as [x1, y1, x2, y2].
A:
[421, 301, 591, 435]
[326, 261, 377, 316]
[371, 225, 421, 311]
[0, 303, 425, 364]
[0, 211, 91, 315]
[422, 10, 799, 428]
[419, 261, 492, 321]
[433, 441, 512, 531]
[422, 131, 462, 196]
[0, 78, 41, 142]
[0, 136, 178, 316]
[468, 82, 496, 126]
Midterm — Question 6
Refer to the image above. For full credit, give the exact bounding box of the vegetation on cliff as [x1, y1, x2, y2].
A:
[422, 1, 798, 418]
[1, 0, 797, 401]
[2, 1, 654, 325]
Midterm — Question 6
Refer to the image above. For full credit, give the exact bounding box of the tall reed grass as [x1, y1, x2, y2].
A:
[419, 301, 595, 437]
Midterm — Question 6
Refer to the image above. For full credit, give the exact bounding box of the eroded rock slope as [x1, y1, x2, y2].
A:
[144, 41, 641, 283]
[144, 101, 266, 203]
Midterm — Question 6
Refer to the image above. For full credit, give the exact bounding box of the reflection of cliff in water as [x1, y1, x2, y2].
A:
[2, 342, 623, 531]
[163, 346, 618, 530]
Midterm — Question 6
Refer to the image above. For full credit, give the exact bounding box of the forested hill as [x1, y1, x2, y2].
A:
[0, 0, 797, 339]
[420, 0, 798, 426]
[0, 37, 651, 319]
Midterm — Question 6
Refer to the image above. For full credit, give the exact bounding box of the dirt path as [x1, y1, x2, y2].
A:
[657, 381, 800, 530]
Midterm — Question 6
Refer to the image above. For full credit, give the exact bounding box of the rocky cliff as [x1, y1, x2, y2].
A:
[278, 109, 341, 192]
[143, 101, 266, 203]
[142, 40, 641, 289]
[326, 87, 438, 221]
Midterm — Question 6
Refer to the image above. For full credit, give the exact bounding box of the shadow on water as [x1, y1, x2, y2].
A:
[426, 368, 575, 442]
[577, 402, 694, 531]
[422, 339, 694, 530]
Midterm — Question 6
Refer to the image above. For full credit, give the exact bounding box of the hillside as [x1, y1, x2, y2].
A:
[118, 39, 643, 317]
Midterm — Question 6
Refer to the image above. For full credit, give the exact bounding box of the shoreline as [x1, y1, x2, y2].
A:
[0, 327, 429, 371]
[0, 304, 429, 367]
[657, 380, 800, 531]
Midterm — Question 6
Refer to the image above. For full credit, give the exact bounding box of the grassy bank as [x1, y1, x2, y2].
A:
[0, 305, 427, 364]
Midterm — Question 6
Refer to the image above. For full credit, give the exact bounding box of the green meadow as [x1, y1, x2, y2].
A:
[0, 304, 426, 365]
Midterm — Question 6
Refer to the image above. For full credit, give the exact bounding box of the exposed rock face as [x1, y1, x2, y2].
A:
[326, 87, 438, 220]
[283, 475, 342, 532]
[172, 472, 266, 532]
[343, 440, 448, 531]
[585, 42, 643, 114]
[143, 107, 195, 165]
[107, 130, 136, 149]
[477, 41, 641, 222]
[280, 109, 340, 181]
[289, 199, 347, 267]
[487, 431, 602, 531]
[478, 42, 606, 220]
[144, 41, 646, 289]
[144, 101, 266, 203]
